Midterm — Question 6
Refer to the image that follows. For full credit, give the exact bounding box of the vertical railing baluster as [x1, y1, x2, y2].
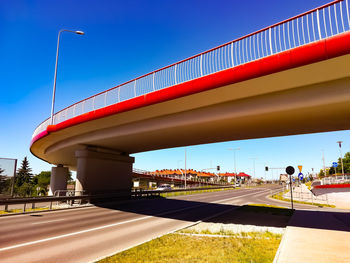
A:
[292, 19, 296, 47]
[174, 64, 177, 85]
[269, 28, 273, 54]
[231, 42, 234, 67]
[118, 87, 120, 102]
[301, 16, 305, 45]
[296, 18, 300, 46]
[317, 9, 322, 40]
[253, 34, 256, 60]
[329, 6, 333, 36]
[306, 14, 311, 43]
[312, 12, 316, 41]
[340, 1, 345, 32]
[200, 54, 203, 76]
[334, 3, 339, 34]
[323, 9, 328, 37]
[346, 0, 350, 29]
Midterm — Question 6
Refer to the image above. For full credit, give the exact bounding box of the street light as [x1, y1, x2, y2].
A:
[228, 147, 240, 184]
[249, 157, 258, 178]
[50, 29, 85, 125]
[337, 141, 345, 177]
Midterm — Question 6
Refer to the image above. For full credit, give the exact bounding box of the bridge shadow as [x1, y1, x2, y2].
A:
[94, 196, 350, 232]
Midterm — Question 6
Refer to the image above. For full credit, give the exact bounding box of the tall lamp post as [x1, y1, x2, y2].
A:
[51, 29, 85, 125]
[228, 147, 240, 184]
[337, 141, 345, 177]
[249, 157, 258, 178]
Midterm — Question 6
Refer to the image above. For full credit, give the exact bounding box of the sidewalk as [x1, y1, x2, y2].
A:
[274, 210, 350, 263]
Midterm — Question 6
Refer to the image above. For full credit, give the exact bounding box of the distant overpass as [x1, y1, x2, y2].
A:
[30, 0, 350, 194]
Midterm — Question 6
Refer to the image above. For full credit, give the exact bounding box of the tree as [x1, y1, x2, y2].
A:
[0, 166, 11, 194]
[318, 169, 325, 179]
[14, 157, 33, 196]
[32, 171, 51, 196]
[15, 157, 32, 186]
[336, 152, 350, 174]
[328, 166, 336, 175]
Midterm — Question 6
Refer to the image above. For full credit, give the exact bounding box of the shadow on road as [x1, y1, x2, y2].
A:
[94, 196, 350, 232]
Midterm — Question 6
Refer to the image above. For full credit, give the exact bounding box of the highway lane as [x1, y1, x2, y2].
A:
[0, 186, 295, 263]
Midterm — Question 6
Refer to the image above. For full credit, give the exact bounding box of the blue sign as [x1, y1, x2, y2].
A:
[332, 162, 338, 168]
[298, 172, 303, 181]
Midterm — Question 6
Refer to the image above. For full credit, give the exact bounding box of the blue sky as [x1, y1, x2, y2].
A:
[1, 0, 349, 179]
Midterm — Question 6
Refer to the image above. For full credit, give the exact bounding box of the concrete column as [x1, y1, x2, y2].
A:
[49, 165, 69, 196]
[75, 147, 134, 194]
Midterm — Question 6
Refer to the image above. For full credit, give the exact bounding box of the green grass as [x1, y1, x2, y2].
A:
[160, 187, 235, 198]
[0, 207, 49, 215]
[99, 232, 281, 263]
[271, 190, 335, 208]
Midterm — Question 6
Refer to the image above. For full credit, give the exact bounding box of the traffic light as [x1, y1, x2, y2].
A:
[265, 166, 269, 171]
[217, 165, 220, 171]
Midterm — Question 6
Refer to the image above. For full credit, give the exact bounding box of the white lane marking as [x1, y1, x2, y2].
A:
[0, 188, 270, 252]
[31, 219, 65, 225]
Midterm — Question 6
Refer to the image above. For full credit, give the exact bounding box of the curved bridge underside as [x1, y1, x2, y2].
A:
[31, 32, 350, 171]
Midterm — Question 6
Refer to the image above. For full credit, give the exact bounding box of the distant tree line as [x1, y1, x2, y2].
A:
[0, 157, 73, 197]
[318, 151, 350, 178]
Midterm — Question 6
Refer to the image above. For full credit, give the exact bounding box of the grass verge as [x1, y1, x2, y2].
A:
[160, 187, 235, 198]
[0, 207, 49, 215]
[99, 232, 281, 263]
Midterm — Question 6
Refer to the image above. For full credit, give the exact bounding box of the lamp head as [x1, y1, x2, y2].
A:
[75, 31, 85, 35]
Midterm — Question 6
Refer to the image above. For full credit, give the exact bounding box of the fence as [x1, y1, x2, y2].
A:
[32, 0, 350, 139]
[322, 175, 350, 185]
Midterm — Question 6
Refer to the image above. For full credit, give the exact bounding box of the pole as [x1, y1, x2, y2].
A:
[50, 29, 84, 125]
[184, 147, 187, 189]
[322, 150, 326, 178]
[337, 141, 344, 177]
[10, 159, 17, 197]
[289, 174, 294, 210]
[50, 31, 62, 125]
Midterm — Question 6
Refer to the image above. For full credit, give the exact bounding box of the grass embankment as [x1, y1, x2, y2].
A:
[99, 232, 281, 263]
[0, 207, 49, 215]
[271, 189, 335, 208]
[99, 204, 286, 263]
[160, 187, 235, 198]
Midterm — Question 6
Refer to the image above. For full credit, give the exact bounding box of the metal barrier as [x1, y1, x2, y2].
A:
[322, 175, 350, 185]
[32, 0, 350, 139]
[0, 186, 235, 216]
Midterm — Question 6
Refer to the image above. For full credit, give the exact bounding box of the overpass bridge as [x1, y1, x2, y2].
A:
[30, 0, 350, 194]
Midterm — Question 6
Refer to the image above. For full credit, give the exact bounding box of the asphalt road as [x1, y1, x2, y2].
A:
[0, 185, 335, 263]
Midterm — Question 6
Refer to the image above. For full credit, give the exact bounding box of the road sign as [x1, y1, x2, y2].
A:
[286, 166, 295, 175]
[332, 162, 338, 168]
[298, 165, 303, 172]
[298, 172, 303, 181]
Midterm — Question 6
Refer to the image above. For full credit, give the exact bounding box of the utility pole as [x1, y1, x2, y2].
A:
[337, 141, 345, 178]
[322, 150, 326, 178]
[184, 147, 187, 189]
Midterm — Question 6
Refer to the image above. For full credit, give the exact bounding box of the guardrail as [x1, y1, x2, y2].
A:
[0, 186, 235, 216]
[32, 0, 350, 139]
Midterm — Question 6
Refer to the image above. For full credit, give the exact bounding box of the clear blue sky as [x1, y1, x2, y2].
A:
[1, 0, 349, 179]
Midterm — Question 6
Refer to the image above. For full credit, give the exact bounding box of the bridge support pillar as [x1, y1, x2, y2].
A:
[75, 148, 134, 194]
[49, 165, 69, 196]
